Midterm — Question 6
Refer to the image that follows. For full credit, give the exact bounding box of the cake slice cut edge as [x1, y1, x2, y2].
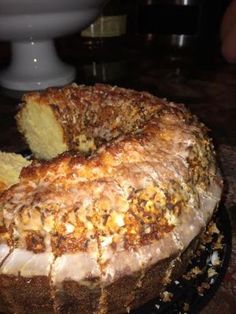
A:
[16, 98, 68, 160]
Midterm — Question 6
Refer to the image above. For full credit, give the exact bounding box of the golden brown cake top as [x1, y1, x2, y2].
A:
[19, 84, 165, 155]
[1, 85, 221, 263]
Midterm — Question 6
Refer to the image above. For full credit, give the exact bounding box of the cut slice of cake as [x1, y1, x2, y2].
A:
[0, 152, 31, 193]
[16, 92, 68, 160]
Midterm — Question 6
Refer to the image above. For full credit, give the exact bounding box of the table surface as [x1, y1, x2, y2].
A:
[0, 35, 235, 313]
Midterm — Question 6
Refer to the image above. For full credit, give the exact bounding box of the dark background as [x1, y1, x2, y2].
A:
[0, 0, 232, 87]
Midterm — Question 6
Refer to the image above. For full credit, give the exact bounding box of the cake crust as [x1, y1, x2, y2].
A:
[0, 274, 53, 313]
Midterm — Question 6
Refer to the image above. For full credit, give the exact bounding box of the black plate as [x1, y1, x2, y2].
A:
[133, 205, 232, 314]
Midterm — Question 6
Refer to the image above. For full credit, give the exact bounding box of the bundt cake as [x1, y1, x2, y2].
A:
[0, 152, 31, 193]
[0, 84, 222, 313]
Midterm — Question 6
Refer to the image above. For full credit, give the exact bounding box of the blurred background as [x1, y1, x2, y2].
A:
[0, 0, 231, 89]
[59, 0, 230, 85]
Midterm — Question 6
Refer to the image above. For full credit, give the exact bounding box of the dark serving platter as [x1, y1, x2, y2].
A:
[133, 205, 232, 314]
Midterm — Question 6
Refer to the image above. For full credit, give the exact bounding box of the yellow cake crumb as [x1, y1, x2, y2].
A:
[0, 151, 31, 192]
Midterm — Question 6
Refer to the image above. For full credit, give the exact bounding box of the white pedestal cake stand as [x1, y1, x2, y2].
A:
[0, 0, 106, 91]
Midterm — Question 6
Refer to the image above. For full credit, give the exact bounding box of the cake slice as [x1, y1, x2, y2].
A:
[0, 152, 31, 193]
[16, 91, 68, 160]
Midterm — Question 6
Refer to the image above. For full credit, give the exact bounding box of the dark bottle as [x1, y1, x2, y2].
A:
[134, 0, 223, 54]
[80, 0, 128, 84]
[81, 0, 127, 44]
